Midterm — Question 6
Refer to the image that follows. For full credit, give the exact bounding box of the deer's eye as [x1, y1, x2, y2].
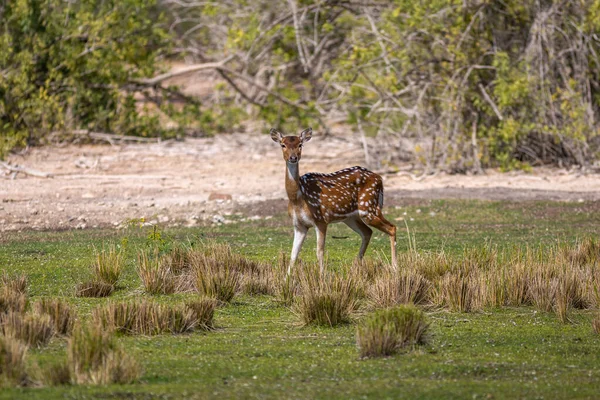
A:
[299, 144, 303, 149]
[281, 144, 286, 149]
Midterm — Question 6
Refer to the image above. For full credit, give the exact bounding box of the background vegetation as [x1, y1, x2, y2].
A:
[2, 0, 600, 170]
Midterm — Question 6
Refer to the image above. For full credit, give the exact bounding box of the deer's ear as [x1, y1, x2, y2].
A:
[300, 127, 312, 143]
[270, 128, 283, 143]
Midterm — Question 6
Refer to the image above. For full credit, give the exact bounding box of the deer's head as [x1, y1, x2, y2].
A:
[270, 127, 312, 164]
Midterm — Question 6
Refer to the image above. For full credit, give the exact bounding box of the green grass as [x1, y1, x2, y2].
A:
[0, 199, 599, 399]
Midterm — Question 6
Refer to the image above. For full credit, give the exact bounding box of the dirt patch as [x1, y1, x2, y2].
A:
[1, 133, 599, 232]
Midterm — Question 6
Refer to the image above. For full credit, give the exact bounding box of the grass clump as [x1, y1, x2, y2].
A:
[190, 249, 240, 303]
[68, 323, 140, 385]
[241, 264, 275, 296]
[356, 305, 429, 358]
[33, 298, 76, 336]
[592, 314, 600, 335]
[37, 359, 71, 386]
[185, 298, 217, 331]
[137, 250, 176, 295]
[368, 269, 430, 309]
[75, 281, 113, 298]
[294, 266, 359, 326]
[92, 300, 200, 335]
[0, 311, 54, 348]
[435, 272, 480, 312]
[0, 335, 28, 387]
[92, 244, 124, 286]
[0, 287, 27, 314]
[1, 272, 27, 295]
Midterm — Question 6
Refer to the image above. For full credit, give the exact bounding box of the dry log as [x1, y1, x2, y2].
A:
[0, 161, 53, 178]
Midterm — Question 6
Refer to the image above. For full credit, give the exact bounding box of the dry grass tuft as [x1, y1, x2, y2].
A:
[137, 250, 176, 295]
[529, 270, 558, 313]
[294, 265, 359, 326]
[368, 269, 430, 309]
[0, 311, 54, 348]
[1, 272, 28, 295]
[190, 249, 240, 303]
[68, 323, 140, 385]
[504, 263, 530, 307]
[39, 360, 71, 386]
[568, 237, 599, 266]
[165, 244, 193, 274]
[356, 305, 429, 358]
[0, 335, 28, 387]
[592, 314, 600, 335]
[241, 263, 276, 296]
[92, 300, 199, 335]
[75, 281, 113, 298]
[33, 298, 76, 336]
[185, 298, 217, 331]
[0, 287, 27, 314]
[435, 272, 480, 312]
[92, 244, 124, 286]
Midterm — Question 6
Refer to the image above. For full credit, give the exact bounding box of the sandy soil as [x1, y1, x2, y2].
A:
[1, 132, 599, 232]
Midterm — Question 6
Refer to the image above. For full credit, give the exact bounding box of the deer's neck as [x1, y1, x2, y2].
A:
[285, 162, 302, 203]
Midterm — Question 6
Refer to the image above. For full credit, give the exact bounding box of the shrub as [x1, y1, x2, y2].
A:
[0, 312, 54, 348]
[1, 272, 27, 295]
[92, 244, 124, 286]
[33, 299, 76, 336]
[75, 281, 113, 298]
[92, 300, 199, 335]
[0, 287, 27, 314]
[137, 250, 176, 295]
[68, 324, 140, 385]
[294, 266, 359, 326]
[356, 305, 429, 358]
[0, 336, 28, 387]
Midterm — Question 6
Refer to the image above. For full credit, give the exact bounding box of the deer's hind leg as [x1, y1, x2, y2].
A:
[363, 214, 397, 270]
[344, 217, 372, 260]
[358, 190, 397, 270]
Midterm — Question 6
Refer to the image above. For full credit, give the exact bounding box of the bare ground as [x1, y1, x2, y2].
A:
[1, 132, 600, 232]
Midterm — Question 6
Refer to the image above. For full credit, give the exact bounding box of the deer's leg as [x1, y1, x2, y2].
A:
[362, 214, 397, 270]
[315, 223, 328, 273]
[344, 217, 372, 260]
[289, 225, 308, 275]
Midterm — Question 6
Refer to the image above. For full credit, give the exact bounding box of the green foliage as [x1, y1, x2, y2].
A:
[0, 0, 169, 158]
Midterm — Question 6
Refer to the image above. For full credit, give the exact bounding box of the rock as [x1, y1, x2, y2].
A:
[208, 192, 232, 201]
[212, 215, 226, 224]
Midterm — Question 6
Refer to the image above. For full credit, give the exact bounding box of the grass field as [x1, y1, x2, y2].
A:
[1, 199, 599, 399]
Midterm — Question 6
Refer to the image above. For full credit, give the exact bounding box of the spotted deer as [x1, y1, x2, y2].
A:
[271, 127, 397, 274]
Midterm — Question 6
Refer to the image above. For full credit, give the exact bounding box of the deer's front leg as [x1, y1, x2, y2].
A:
[315, 223, 328, 273]
[289, 225, 308, 275]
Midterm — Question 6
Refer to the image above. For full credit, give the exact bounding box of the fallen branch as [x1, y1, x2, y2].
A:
[134, 55, 235, 86]
[0, 161, 53, 178]
[53, 130, 162, 145]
